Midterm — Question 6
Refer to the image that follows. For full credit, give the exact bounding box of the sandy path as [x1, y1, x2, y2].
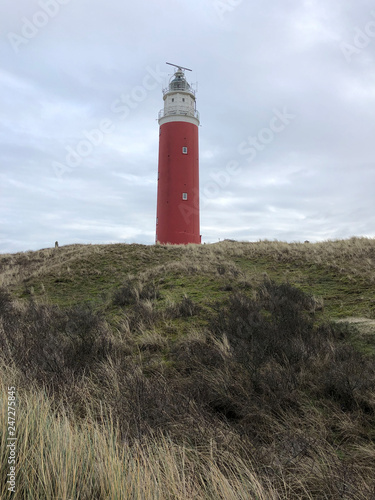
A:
[336, 317, 375, 336]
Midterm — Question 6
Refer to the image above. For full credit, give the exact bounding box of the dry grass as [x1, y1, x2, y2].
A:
[212, 237, 375, 283]
[2, 237, 375, 316]
[1, 238, 375, 498]
[1, 370, 281, 500]
[1, 364, 374, 499]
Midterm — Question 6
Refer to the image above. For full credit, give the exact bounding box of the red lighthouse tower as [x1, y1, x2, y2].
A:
[156, 63, 200, 244]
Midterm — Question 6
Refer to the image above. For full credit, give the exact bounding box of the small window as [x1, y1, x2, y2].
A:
[182, 147, 188, 154]
[182, 98, 185, 102]
[182, 193, 188, 200]
[172, 98, 174, 102]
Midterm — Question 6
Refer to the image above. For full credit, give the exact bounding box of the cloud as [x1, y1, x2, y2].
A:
[1, 0, 374, 253]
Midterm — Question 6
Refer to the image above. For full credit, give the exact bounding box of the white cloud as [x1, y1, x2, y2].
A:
[1, 0, 375, 253]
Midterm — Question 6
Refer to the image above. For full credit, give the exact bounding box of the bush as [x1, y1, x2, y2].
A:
[128, 300, 159, 332]
[0, 287, 13, 315]
[113, 281, 141, 306]
[63, 305, 112, 372]
[321, 344, 375, 412]
[207, 280, 375, 424]
[0, 299, 112, 385]
[210, 280, 327, 370]
[166, 295, 200, 319]
[113, 279, 160, 306]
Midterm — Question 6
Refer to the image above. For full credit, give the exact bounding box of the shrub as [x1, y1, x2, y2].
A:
[0, 298, 112, 385]
[113, 281, 141, 306]
[321, 344, 375, 412]
[166, 295, 200, 319]
[128, 300, 159, 332]
[113, 279, 160, 306]
[0, 287, 13, 315]
[63, 305, 112, 373]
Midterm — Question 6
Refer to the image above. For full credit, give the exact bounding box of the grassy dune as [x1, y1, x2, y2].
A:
[2, 237, 375, 316]
[1, 238, 375, 499]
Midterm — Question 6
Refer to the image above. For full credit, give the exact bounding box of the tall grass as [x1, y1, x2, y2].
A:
[2, 237, 374, 289]
[0, 370, 280, 499]
[1, 239, 375, 498]
[1, 371, 374, 499]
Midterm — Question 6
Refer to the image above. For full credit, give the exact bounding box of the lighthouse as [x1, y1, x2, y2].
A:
[156, 63, 201, 244]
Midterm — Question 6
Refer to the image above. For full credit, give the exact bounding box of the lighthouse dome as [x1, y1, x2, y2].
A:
[169, 70, 191, 92]
[159, 65, 199, 124]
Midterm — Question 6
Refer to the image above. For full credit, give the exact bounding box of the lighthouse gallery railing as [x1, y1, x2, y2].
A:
[158, 108, 200, 121]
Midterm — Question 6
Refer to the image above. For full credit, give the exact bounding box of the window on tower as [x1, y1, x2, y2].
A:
[182, 193, 188, 200]
[182, 147, 188, 154]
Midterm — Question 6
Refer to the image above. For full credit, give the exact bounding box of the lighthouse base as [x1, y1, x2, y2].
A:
[156, 230, 201, 245]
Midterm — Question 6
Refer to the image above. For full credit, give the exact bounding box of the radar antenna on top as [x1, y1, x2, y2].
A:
[166, 62, 192, 72]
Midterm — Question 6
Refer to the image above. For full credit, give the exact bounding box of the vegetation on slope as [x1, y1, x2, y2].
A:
[1, 237, 375, 317]
[0, 238, 375, 499]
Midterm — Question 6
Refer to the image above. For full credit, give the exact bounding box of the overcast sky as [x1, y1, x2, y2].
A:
[1, 0, 375, 253]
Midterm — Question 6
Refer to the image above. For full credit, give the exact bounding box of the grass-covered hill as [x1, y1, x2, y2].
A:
[1, 238, 375, 499]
